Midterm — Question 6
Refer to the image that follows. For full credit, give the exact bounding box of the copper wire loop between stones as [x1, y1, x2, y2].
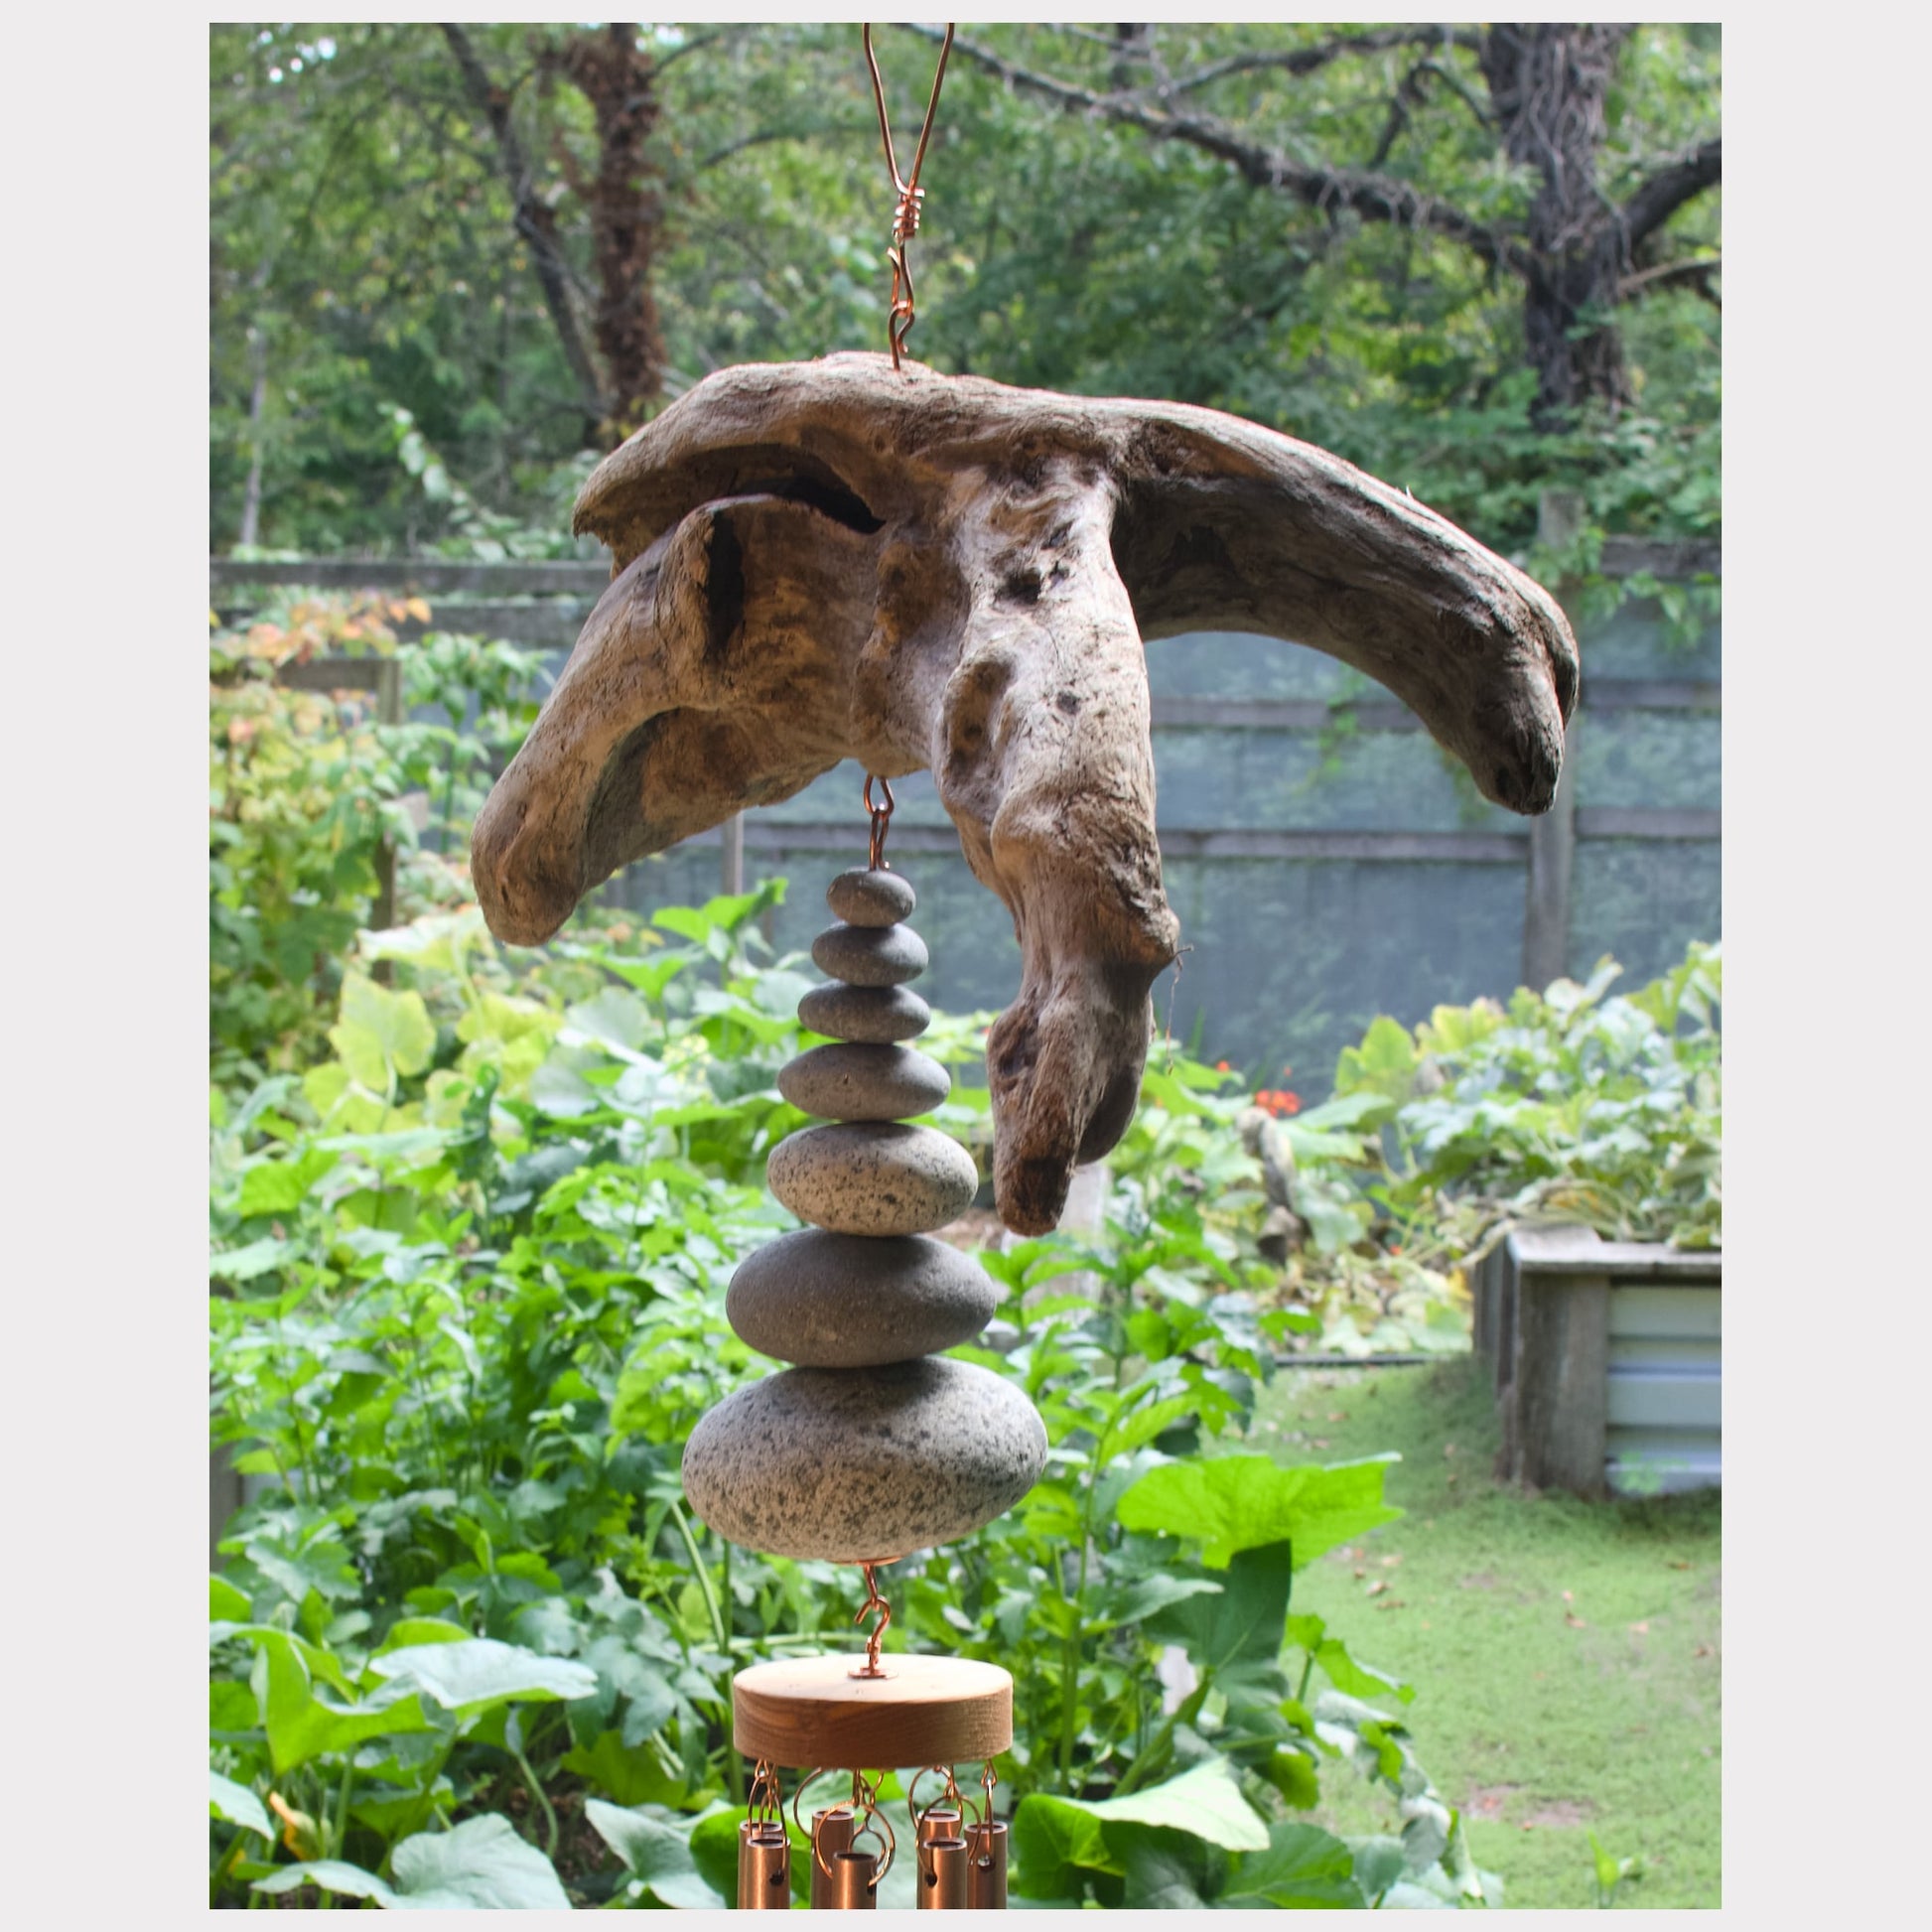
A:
[864, 771, 896, 871]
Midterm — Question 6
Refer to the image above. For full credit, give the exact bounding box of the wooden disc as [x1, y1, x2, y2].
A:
[732, 1654, 1012, 1770]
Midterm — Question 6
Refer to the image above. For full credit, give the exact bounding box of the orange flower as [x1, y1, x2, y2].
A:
[1215, 1060, 1231, 1073]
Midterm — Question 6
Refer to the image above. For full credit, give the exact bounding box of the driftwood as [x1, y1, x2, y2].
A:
[473, 352, 1578, 1235]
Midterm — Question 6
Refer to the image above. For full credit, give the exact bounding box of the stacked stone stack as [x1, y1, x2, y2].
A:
[682, 867, 1048, 1565]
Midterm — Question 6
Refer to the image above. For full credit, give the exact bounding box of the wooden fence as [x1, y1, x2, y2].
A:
[211, 524, 1719, 1084]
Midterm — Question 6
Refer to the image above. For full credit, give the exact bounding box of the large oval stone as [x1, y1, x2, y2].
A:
[727, 1230, 997, 1366]
[827, 867, 916, 928]
[777, 1042, 950, 1122]
[682, 1357, 1047, 1561]
[811, 921, 928, 987]
[768, 1123, 978, 1235]
[797, 981, 931, 1044]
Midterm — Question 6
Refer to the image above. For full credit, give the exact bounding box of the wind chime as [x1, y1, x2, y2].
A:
[469, 17, 1581, 1916]
[683, 29, 1037, 1910]
[684, 780, 1039, 1910]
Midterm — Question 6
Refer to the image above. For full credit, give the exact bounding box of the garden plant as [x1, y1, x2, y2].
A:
[210, 592, 1718, 1907]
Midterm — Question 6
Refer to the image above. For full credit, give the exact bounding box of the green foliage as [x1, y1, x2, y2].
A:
[1235, 940, 1722, 1352]
[207, 592, 545, 1093]
[211, 23, 1717, 586]
[1258, 1361, 1718, 1906]
[210, 888, 1492, 1906]
[1588, 1829, 1644, 1907]
[1338, 941, 1724, 1255]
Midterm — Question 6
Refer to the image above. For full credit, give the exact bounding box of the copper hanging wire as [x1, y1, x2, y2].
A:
[967, 1757, 1000, 1846]
[908, 1762, 966, 1838]
[850, 1557, 894, 1677]
[864, 772, 896, 872]
[862, 23, 955, 368]
[804, 1769, 896, 1890]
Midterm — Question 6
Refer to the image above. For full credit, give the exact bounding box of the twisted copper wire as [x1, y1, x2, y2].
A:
[748, 1756, 784, 1826]
[850, 1558, 893, 1677]
[862, 24, 955, 368]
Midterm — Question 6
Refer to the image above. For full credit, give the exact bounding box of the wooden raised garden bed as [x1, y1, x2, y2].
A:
[1473, 1225, 1720, 1499]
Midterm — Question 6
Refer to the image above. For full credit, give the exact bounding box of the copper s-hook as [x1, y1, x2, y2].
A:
[849, 1558, 894, 1678]
[862, 23, 955, 368]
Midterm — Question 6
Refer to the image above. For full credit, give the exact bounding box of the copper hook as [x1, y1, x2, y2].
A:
[862, 24, 955, 368]
[849, 1558, 894, 1678]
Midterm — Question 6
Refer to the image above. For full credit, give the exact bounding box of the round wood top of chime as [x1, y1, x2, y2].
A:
[732, 1653, 1012, 1770]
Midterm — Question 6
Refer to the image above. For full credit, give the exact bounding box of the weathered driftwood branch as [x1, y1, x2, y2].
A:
[473, 352, 1578, 1234]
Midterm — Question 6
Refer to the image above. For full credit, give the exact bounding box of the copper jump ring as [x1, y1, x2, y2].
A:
[969, 1758, 1000, 1851]
[748, 1756, 784, 1827]
[791, 1765, 844, 1851]
[847, 1771, 897, 1889]
[908, 1762, 966, 1839]
[806, 1770, 895, 1888]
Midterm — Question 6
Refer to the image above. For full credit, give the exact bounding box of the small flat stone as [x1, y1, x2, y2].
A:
[827, 867, 917, 927]
[682, 1357, 1048, 1561]
[727, 1230, 998, 1366]
[777, 1042, 950, 1121]
[811, 921, 928, 987]
[768, 1122, 978, 1236]
[798, 981, 931, 1043]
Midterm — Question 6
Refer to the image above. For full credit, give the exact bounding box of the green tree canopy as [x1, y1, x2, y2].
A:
[210, 22, 1718, 560]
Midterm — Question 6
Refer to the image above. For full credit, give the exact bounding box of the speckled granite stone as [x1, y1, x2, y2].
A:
[777, 1042, 950, 1122]
[727, 1229, 997, 1366]
[810, 921, 928, 987]
[681, 1357, 1047, 1560]
[797, 982, 931, 1044]
[827, 868, 917, 928]
[767, 1123, 978, 1235]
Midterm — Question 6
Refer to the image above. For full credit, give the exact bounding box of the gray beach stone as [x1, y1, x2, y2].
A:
[797, 981, 931, 1044]
[727, 1229, 998, 1366]
[681, 1356, 1048, 1561]
[827, 868, 917, 927]
[767, 1122, 979, 1236]
[810, 921, 928, 987]
[777, 1042, 950, 1122]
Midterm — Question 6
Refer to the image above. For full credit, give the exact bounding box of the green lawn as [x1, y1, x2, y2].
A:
[1250, 1358, 1721, 1910]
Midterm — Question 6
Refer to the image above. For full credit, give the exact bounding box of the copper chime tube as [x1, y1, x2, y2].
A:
[916, 1805, 964, 1847]
[810, 1807, 856, 1909]
[823, 1849, 879, 1909]
[736, 1820, 791, 1909]
[918, 1834, 970, 1909]
[967, 1820, 1009, 1909]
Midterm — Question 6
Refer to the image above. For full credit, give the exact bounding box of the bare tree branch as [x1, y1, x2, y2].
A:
[698, 122, 867, 173]
[1618, 254, 1721, 302]
[924, 25, 1518, 271]
[1414, 57, 1493, 132]
[440, 22, 606, 436]
[1159, 26, 1484, 98]
[1368, 62, 1430, 170]
[1619, 136, 1722, 248]
[646, 24, 749, 76]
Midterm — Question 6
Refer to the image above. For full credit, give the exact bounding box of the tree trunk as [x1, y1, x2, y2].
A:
[237, 323, 268, 549]
[553, 24, 668, 441]
[1479, 24, 1633, 426]
[441, 22, 608, 446]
